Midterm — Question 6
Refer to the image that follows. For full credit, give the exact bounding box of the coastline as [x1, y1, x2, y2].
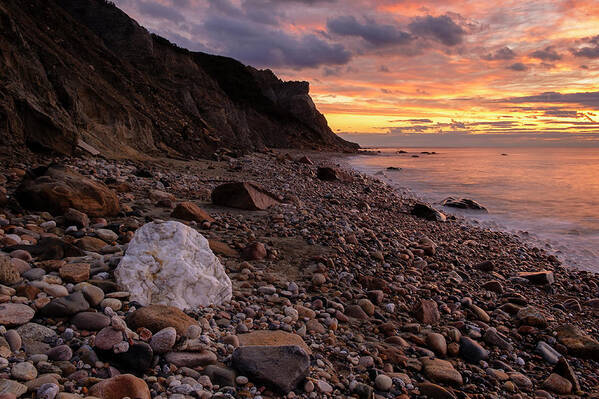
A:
[0, 150, 598, 397]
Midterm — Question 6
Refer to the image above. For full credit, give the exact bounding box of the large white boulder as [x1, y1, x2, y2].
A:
[115, 221, 232, 309]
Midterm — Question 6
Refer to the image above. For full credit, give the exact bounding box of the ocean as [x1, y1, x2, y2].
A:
[347, 147, 599, 272]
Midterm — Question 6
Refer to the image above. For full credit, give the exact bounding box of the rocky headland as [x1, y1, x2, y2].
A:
[0, 151, 598, 399]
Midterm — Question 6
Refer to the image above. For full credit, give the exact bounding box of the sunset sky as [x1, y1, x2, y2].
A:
[113, 0, 599, 146]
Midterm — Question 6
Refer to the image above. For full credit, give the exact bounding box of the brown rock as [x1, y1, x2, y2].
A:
[88, 374, 150, 399]
[241, 242, 267, 260]
[345, 304, 369, 320]
[316, 166, 352, 182]
[418, 382, 457, 399]
[211, 182, 279, 210]
[238, 330, 311, 354]
[474, 260, 494, 272]
[208, 240, 238, 257]
[164, 351, 217, 367]
[59, 263, 90, 283]
[542, 373, 572, 394]
[415, 299, 440, 325]
[422, 358, 463, 386]
[518, 270, 554, 285]
[0, 303, 35, 326]
[63, 208, 89, 228]
[126, 304, 197, 335]
[516, 306, 547, 327]
[171, 202, 214, 223]
[556, 324, 599, 359]
[0, 256, 21, 285]
[76, 236, 107, 252]
[554, 357, 581, 393]
[15, 165, 119, 217]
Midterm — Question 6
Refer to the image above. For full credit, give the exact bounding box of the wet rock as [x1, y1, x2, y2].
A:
[412, 203, 446, 222]
[441, 197, 487, 211]
[115, 221, 232, 308]
[171, 201, 215, 223]
[415, 299, 440, 325]
[0, 304, 34, 327]
[232, 345, 310, 394]
[126, 304, 197, 335]
[211, 182, 280, 210]
[88, 374, 151, 399]
[459, 336, 489, 363]
[16, 164, 120, 217]
[38, 291, 89, 317]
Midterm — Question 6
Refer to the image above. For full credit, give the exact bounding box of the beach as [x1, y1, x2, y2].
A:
[0, 151, 598, 398]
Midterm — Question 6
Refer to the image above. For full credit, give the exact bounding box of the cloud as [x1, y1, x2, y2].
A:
[326, 16, 413, 47]
[571, 35, 599, 58]
[482, 46, 516, 60]
[507, 62, 528, 71]
[407, 14, 466, 46]
[530, 46, 562, 61]
[137, 1, 184, 22]
[201, 15, 351, 68]
[504, 91, 599, 109]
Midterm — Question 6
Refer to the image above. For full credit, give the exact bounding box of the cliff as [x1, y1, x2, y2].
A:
[0, 0, 358, 158]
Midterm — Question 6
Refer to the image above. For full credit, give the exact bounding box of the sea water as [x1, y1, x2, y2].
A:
[348, 147, 599, 272]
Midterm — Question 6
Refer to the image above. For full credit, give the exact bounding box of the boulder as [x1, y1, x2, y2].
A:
[441, 197, 487, 211]
[556, 325, 599, 359]
[171, 202, 214, 223]
[211, 182, 279, 210]
[126, 304, 197, 335]
[15, 164, 119, 217]
[316, 167, 352, 182]
[518, 271, 554, 285]
[115, 221, 232, 309]
[232, 345, 310, 393]
[88, 374, 150, 399]
[412, 203, 446, 222]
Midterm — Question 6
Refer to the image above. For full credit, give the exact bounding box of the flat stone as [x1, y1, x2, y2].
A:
[59, 263, 90, 283]
[518, 271, 554, 285]
[0, 304, 34, 327]
[418, 382, 456, 399]
[16, 323, 56, 341]
[88, 374, 150, 399]
[76, 236, 107, 252]
[171, 202, 215, 223]
[211, 182, 280, 210]
[164, 351, 217, 367]
[232, 345, 310, 394]
[542, 373, 572, 394]
[94, 327, 124, 351]
[11, 362, 37, 381]
[237, 330, 311, 354]
[126, 304, 197, 335]
[39, 291, 89, 317]
[422, 358, 463, 386]
[71, 312, 111, 330]
[0, 379, 27, 397]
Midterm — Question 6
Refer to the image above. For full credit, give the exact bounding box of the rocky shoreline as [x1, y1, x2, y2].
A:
[0, 151, 598, 399]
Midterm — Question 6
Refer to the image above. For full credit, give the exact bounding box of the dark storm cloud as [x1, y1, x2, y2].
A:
[326, 16, 414, 47]
[505, 91, 599, 109]
[137, 1, 184, 22]
[407, 14, 465, 46]
[482, 46, 516, 60]
[530, 46, 562, 61]
[201, 15, 351, 68]
[507, 62, 528, 71]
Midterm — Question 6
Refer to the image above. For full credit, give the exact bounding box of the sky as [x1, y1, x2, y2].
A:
[112, 0, 599, 147]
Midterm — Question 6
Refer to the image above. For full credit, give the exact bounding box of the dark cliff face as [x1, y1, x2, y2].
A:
[0, 0, 358, 158]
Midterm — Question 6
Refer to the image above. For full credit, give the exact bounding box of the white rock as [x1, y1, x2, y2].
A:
[115, 221, 232, 309]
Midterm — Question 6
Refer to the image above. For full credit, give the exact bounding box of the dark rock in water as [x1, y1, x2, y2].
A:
[459, 336, 489, 363]
[232, 345, 310, 393]
[16, 164, 120, 217]
[4, 237, 84, 260]
[386, 167, 401, 171]
[397, 150, 408, 154]
[39, 291, 90, 317]
[317, 167, 352, 182]
[211, 182, 280, 210]
[441, 197, 487, 212]
[412, 203, 447, 222]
